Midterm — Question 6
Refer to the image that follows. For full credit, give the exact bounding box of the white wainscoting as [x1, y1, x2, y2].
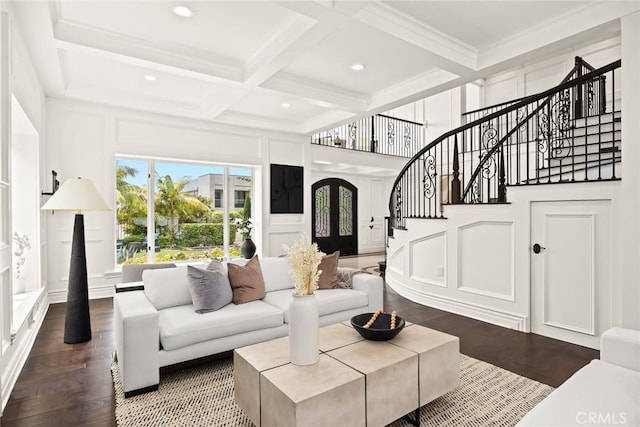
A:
[409, 231, 447, 288]
[457, 221, 515, 302]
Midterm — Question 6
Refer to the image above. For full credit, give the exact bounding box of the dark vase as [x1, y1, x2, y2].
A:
[241, 237, 256, 259]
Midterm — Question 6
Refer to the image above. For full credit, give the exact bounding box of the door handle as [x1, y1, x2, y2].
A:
[532, 243, 546, 254]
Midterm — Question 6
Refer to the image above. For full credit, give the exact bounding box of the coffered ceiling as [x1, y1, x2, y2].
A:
[10, 1, 637, 135]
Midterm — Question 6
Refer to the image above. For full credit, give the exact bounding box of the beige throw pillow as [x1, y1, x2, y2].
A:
[227, 255, 266, 304]
[318, 251, 340, 289]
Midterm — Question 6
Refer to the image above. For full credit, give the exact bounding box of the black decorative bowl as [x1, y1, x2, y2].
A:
[351, 313, 405, 341]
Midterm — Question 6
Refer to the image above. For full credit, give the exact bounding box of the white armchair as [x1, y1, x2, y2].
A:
[517, 328, 640, 426]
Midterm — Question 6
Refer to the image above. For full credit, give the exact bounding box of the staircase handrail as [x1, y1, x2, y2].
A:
[388, 58, 620, 227]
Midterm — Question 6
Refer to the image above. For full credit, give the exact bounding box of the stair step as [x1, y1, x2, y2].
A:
[572, 111, 621, 128]
[547, 139, 621, 161]
[526, 154, 621, 182]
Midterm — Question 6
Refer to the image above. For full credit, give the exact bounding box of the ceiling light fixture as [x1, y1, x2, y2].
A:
[351, 63, 365, 71]
[281, 103, 291, 108]
[173, 5, 193, 17]
[144, 75, 157, 81]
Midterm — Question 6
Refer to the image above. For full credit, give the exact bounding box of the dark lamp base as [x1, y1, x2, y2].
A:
[64, 214, 92, 344]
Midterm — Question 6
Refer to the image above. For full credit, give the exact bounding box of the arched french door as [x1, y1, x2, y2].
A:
[312, 178, 358, 256]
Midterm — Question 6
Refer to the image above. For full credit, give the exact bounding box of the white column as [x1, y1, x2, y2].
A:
[620, 11, 640, 329]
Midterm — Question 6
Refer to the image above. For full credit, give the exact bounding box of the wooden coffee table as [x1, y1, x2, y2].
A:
[234, 322, 459, 427]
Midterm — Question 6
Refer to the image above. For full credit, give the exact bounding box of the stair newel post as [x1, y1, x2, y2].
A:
[370, 116, 376, 153]
[574, 56, 584, 119]
[498, 147, 507, 203]
[451, 136, 462, 204]
[600, 76, 607, 114]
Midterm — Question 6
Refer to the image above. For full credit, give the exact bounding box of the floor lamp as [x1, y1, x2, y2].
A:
[41, 177, 111, 344]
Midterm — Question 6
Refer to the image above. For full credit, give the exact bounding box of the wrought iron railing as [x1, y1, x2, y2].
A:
[311, 114, 423, 158]
[389, 58, 621, 232]
[462, 56, 606, 124]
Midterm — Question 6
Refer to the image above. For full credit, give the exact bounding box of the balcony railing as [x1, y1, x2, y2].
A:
[311, 114, 424, 158]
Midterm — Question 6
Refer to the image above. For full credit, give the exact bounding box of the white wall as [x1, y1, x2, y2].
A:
[387, 181, 622, 346]
[483, 37, 621, 105]
[0, 2, 48, 413]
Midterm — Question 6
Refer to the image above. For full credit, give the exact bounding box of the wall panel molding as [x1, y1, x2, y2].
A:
[457, 220, 515, 302]
[409, 231, 447, 288]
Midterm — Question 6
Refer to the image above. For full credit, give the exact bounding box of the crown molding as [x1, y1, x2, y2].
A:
[262, 71, 368, 113]
[369, 68, 459, 112]
[355, 1, 478, 72]
[478, 1, 635, 69]
[52, 17, 243, 82]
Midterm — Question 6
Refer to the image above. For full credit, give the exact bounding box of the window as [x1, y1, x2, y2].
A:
[115, 159, 254, 265]
[235, 190, 249, 208]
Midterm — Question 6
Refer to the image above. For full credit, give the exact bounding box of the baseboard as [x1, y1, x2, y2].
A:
[1, 293, 49, 413]
[386, 276, 527, 331]
[48, 284, 115, 304]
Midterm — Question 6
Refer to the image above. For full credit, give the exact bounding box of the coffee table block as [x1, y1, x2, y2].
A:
[319, 322, 363, 352]
[328, 340, 419, 427]
[391, 326, 460, 404]
[234, 336, 291, 426]
[260, 354, 365, 427]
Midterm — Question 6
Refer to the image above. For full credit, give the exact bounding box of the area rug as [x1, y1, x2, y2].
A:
[112, 354, 552, 426]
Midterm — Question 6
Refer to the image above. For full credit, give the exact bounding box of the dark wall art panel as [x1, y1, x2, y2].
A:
[270, 164, 303, 214]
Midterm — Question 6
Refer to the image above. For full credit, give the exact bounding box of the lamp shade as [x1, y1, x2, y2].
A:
[41, 177, 111, 212]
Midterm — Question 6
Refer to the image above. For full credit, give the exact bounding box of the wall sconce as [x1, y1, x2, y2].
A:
[41, 170, 59, 196]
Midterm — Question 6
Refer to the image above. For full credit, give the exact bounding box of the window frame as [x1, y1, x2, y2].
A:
[115, 157, 254, 266]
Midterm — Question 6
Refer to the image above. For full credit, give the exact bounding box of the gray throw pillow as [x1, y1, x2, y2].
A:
[186, 264, 233, 314]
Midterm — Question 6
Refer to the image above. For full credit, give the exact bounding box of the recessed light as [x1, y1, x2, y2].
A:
[144, 75, 157, 81]
[351, 63, 365, 71]
[173, 6, 193, 17]
[281, 103, 291, 108]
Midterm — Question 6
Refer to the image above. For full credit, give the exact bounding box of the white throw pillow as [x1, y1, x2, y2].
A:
[143, 267, 192, 310]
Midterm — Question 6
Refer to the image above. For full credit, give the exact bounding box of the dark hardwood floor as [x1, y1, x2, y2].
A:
[1, 287, 598, 426]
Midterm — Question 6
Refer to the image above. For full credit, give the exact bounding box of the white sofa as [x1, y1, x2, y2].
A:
[517, 328, 640, 426]
[113, 257, 383, 396]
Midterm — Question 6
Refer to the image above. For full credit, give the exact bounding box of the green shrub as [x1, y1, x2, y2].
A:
[157, 235, 171, 249]
[178, 223, 237, 247]
[123, 235, 144, 245]
[208, 211, 224, 223]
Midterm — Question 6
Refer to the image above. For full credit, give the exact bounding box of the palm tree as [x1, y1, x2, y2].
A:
[116, 166, 147, 209]
[155, 175, 210, 246]
[116, 165, 147, 235]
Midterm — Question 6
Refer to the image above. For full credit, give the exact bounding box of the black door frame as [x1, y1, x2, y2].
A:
[311, 178, 358, 256]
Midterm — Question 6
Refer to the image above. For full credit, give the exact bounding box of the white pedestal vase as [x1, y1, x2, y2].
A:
[288, 293, 319, 365]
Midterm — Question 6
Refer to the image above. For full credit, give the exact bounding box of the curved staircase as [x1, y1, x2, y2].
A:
[388, 57, 621, 231]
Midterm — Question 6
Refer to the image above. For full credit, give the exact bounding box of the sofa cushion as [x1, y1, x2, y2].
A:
[121, 262, 176, 283]
[517, 359, 640, 426]
[143, 267, 192, 310]
[158, 300, 284, 351]
[186, 264, 232, 313]
[227, 256, 266, 304]
[263, 288, 368, 323]
[318, 251, 340, 289]
[258, 257, 295, 292]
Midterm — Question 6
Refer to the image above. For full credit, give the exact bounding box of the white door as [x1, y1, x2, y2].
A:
[530, 200, 612, 349]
